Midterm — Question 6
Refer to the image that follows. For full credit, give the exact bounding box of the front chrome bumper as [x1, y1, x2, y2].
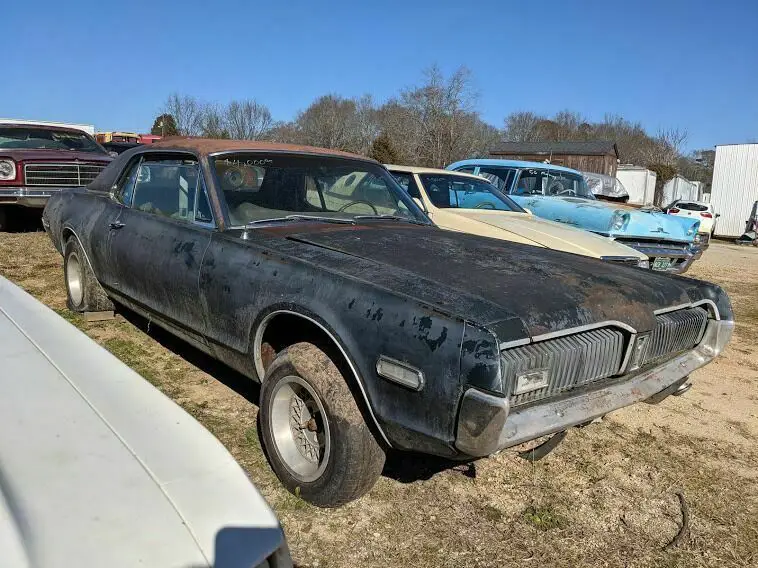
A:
[0, 186, 62, 208]
[455, 318, 734, 457]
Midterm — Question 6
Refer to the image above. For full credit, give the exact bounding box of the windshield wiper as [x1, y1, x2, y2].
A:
[244, 215, 356, 227]
[354, 214, 428, 225]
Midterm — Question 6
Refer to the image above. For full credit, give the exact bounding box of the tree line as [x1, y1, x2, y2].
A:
[151, 65, 713, 184]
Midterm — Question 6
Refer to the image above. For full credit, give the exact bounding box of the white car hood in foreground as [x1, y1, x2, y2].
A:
[439, 209, 646, 260]
[0, 277, 287, 568]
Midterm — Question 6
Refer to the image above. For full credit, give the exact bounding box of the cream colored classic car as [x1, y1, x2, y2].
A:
[387, 165, 649, 267]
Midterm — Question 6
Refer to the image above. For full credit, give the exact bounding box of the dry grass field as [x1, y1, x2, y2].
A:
[2, 229, 757, 568]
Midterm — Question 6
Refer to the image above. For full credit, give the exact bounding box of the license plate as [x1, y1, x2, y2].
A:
[652, 257, 672, 271]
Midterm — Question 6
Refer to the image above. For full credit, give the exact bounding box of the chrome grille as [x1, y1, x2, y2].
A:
[502, 328, 625, 406]
[645, 307, 707, 364]
[613, 238, 691, 259]
[24, 162, 107, 187]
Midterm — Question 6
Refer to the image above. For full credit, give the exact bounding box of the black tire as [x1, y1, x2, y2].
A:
[63, 237, 114, 313]
[0, 207, 8, 232]
[259, 342, 385, 507]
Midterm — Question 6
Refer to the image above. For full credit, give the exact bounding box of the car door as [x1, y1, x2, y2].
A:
[106, 153, 215, 348]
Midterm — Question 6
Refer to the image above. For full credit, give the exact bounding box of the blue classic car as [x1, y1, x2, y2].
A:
[446, 159, 703, 273]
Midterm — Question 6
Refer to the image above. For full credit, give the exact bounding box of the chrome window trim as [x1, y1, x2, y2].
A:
[253, 309, 392, 447]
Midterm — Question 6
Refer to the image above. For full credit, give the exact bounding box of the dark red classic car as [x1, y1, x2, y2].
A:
[0, 123, 112, 230]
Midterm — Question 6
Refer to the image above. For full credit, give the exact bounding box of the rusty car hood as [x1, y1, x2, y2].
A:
[256, 223, 723, 338]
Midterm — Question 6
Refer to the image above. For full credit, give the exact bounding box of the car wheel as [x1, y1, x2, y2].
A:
[0, 207, 7, 232]
[259, 342, 386, 507]
[63, 237, 114, 313]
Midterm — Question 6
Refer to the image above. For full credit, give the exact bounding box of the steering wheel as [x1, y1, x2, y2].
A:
[338, 200, 378, 214]
[474, 201, 497, 209]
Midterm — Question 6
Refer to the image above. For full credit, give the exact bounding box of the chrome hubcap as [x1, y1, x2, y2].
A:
[67, 252, 83, 306]
[270, 376, 330, 482]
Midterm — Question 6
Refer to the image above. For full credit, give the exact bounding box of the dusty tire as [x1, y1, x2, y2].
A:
[259, 342, 385, 507]
[63, 237, 113, 313]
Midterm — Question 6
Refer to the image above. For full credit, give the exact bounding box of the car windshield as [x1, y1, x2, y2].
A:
[511, 168, 595, 199]
[211, 154, 429, 226]
[0, 127, 105, 153]
[675, 202, 709, 212]
[417, 173, 524, 212]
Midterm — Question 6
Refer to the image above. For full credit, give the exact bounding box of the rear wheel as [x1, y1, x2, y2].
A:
[258, 342, 385, 507]
[63, 237, 113, 313]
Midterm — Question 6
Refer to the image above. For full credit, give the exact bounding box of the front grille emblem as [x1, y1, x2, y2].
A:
[628, 333, 651, 371]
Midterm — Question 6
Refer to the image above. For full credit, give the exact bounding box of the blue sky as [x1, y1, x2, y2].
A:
[3, 0, 756, 151]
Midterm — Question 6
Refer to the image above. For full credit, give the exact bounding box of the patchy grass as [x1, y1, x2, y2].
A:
[522, 504, 568, 531]
[2, 233, 758, 567]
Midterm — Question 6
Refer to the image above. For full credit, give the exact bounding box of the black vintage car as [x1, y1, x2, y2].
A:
[43, 138, 734, 507]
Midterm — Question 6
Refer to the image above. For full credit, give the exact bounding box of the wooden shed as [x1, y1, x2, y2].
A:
[488, 141, 620, 177]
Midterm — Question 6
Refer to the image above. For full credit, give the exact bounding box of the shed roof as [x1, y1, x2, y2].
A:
[489, 140, 619, 158]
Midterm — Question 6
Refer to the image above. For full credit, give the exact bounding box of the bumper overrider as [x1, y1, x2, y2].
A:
[0, 186, 62, 208]
[455, 317, 734, 457]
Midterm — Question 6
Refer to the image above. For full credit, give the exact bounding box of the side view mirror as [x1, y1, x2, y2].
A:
[108, 151, 119, 158]
[523, 207, 533, 215]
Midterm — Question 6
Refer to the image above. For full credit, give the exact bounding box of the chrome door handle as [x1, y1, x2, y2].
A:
[110, 221, 125, 230]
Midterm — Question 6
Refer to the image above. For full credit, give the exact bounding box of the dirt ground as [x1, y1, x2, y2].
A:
[2, 230, 757, 568]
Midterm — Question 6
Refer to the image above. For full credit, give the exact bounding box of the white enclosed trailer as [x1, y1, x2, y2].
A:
[662, 175, 699, 206]
[710, 143, 758, 238]
[616, 165, 657, 205]
[0, 118, 95, 135]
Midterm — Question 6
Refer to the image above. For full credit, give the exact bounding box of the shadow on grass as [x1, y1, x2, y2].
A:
[1, 206, 44, 233]
[382, 451, 475, 483]
[115, 305, 261, 405]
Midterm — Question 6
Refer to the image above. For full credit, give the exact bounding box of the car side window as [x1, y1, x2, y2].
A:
[391, 172, 422, 199]
[131, 156, 202, 223]
[115, 159, 141, 206]
[479, 167, 516, 193]
[514, 169, 544, 195]
[195, 175, 214, 224]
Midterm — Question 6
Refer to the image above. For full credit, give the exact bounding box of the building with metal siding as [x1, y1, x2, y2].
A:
[710, 143, 758, 237]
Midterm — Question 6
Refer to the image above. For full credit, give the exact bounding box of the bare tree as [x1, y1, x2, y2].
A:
[295, 94, 360, 151]
[162, 93, 204, 136]
[199, 102, 229, 138]
[225, 99, 274, 140]
[503, 111, 541, 142]
[398, 65, 480, 167]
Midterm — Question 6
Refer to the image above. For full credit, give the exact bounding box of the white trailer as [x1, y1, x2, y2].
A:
[710, 143, 758, 238]
[0, 118, 95, 135]
[616, 165, 657, 205]
[662, 175, 699, 206]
